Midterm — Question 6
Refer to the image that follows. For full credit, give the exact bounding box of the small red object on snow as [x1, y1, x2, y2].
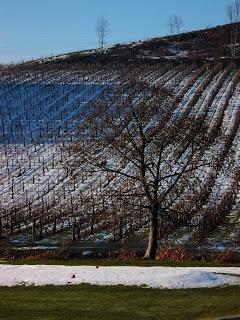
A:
[71, 274, 76, 278]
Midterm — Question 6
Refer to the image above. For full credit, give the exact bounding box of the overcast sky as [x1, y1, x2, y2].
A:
[0, 0, 229, 64]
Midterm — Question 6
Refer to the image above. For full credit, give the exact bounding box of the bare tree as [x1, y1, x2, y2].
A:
[226, 0, 240, 56]
[173, 15, 184, 35]
[233, 0, 240, 57]
[174, 15, 183, 52]
[96, 16, 109, 49]
[71, 73, 217, 259]
[167, 15, 183, 35]
[167, 15, 184, 52]
[167, 16, 175, 35]
[227, 3, 235, 56]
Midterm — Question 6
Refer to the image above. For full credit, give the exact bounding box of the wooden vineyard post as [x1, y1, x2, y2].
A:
[32, 217, 36, 240]
[10, 216, 13, 235]
[39, 218, 43, 239]
[119, 216, 123, 240]
[77, 218, 81, 240]
[72, 222, 76, 242]
[53, 215, 57, 235]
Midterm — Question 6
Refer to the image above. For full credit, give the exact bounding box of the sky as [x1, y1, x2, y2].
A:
[0, 0, 230, 64]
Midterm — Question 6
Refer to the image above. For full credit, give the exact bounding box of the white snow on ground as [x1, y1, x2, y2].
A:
[0, 265, 240, 289]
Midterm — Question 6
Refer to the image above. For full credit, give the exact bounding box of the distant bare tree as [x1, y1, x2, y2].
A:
[167, 15, 184, 52]
[227, 4, 235, 56]
[226, 0, 240, 56]
[167, 16, 175, 35]
[173, 15, 184, 35]
[96, 16, 109, 49]
[227, 4, 235, 24]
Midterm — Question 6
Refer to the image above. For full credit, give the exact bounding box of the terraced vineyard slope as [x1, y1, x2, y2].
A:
[0, 60, 239, 254]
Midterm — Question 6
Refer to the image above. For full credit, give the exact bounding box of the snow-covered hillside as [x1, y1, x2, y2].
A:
[0, 62, 239, 248]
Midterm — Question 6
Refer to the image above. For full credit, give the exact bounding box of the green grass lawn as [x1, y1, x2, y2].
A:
[0, 285, 240, 320]
[1, 258, 240, 267]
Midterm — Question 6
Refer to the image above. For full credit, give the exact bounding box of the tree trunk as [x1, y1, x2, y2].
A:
[0, 215, 2, 237]
[231, 30, 234, 57]
[234, 23, 238, 57]
[144, 210, 158, 259]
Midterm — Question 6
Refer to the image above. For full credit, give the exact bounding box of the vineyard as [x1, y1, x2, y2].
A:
[0, 61, 240, 254]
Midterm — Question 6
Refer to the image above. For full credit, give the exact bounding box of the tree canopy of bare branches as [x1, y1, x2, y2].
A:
[226, 0, 240, 56]
[167, 16, 175, 35]
[167, 15, 183, 35]
[71, 71, 217, 259]
[96, 16, 109, 49]
[167, 15, 184, 52]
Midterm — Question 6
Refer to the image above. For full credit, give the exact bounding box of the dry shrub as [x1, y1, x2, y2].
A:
[116, 239, 138, 259]
[117, 247, 137, 260]
[156, 244, 194, 262]
[210, 249, 239, 264]
[0, 248, 68, 260]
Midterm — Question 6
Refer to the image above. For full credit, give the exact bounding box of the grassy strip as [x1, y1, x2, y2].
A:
[1, 258, 240, 267]
[0, 285, 240, 320]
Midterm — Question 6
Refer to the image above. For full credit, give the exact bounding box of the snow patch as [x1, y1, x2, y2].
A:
[0, 265, 240, 288]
